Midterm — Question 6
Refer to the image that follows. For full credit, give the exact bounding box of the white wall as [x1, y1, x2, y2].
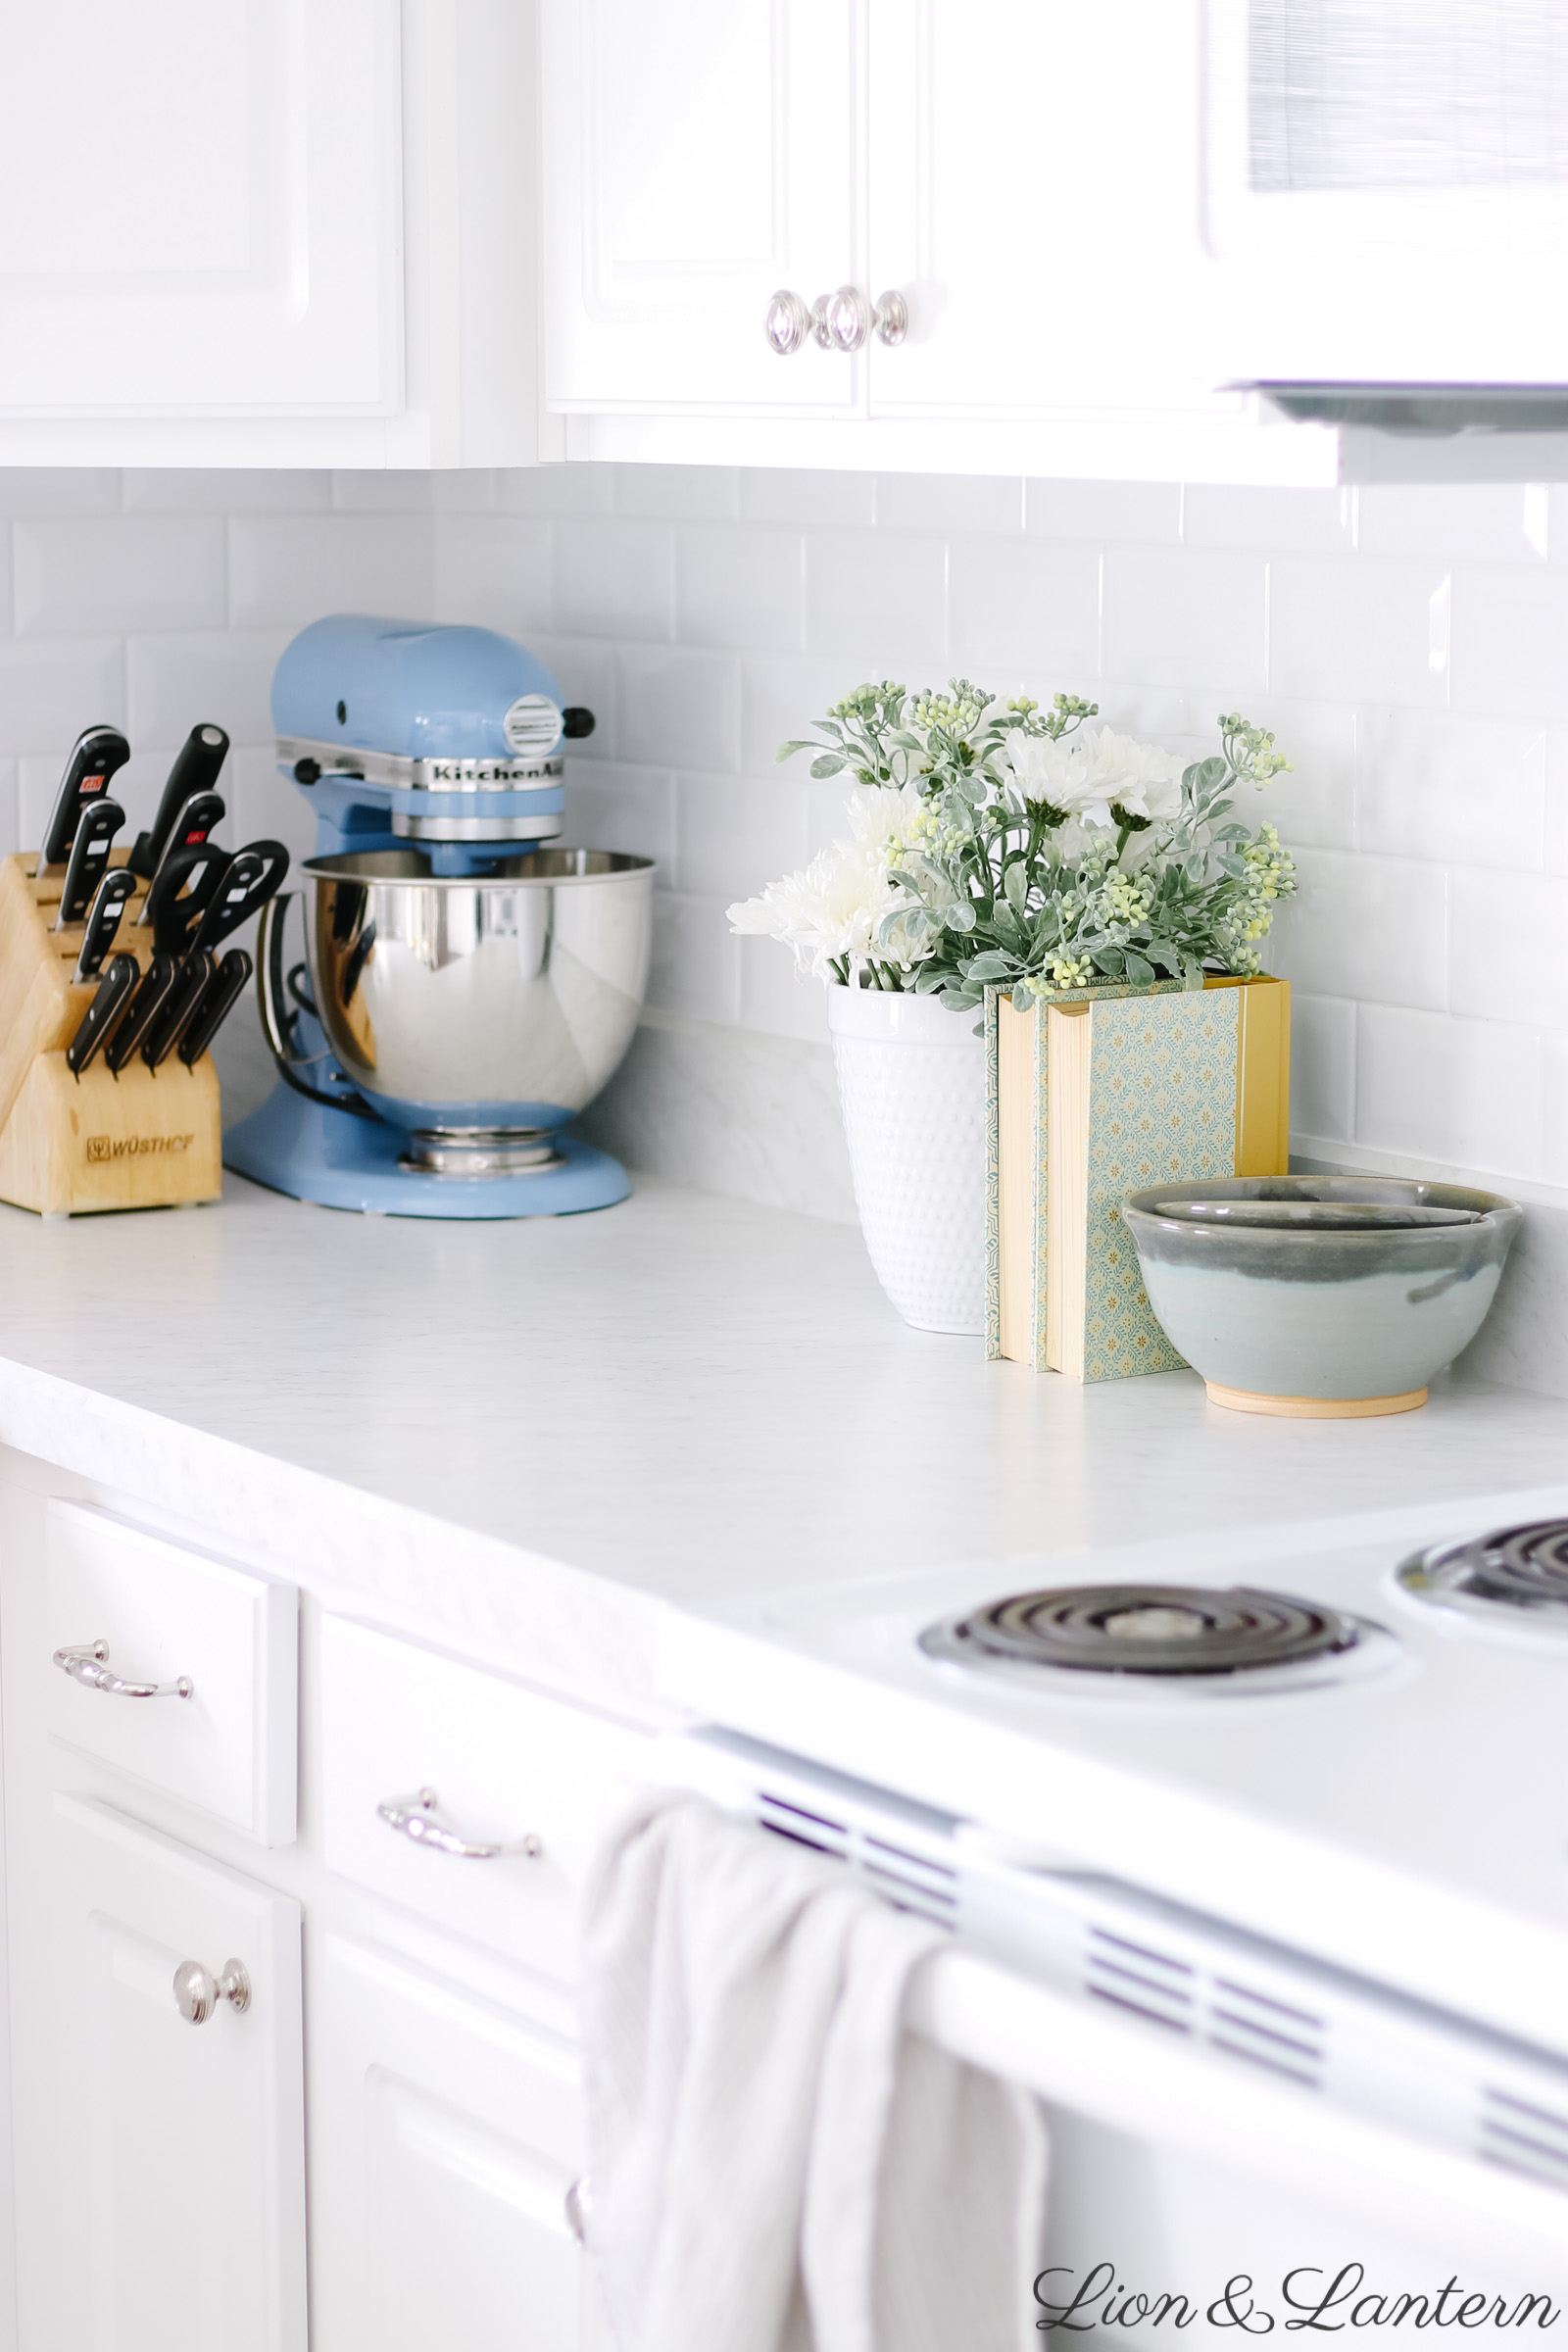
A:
[3, 462, 1567, 1266]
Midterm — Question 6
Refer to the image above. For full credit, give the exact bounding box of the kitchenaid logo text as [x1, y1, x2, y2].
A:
[85, 1133, 193, 1162]
[1035, 2268, 1560, 2332]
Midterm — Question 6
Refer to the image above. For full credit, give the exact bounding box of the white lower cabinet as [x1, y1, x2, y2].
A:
[312, 1935, 604, 2352]
[15, 1796, 307, 2352]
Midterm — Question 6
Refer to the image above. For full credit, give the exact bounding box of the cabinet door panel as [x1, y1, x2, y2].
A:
[0, 0, 403, 416]
[867, 0, 1225, 419]
[313, 1934, 601, 2352]
[14, 1795, 306, 2352]
[543, 0, 865, 411]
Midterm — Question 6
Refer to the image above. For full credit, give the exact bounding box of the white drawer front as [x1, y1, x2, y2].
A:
[320, 1615, 648, 1978]
[46, 1499, 298, 1845]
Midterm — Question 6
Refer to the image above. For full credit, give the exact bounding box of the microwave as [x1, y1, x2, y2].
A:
[1204, 0, 1568, 424]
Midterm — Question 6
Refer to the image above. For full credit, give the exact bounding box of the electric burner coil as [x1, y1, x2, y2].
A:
[921, 1583, 1359, 1678]
[1399, 1520, 1568, 1616]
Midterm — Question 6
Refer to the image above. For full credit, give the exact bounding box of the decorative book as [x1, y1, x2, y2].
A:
[986, 974, 1291, 1380]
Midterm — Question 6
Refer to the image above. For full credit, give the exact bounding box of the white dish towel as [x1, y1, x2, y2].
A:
[579, 1788, 1047, 2352]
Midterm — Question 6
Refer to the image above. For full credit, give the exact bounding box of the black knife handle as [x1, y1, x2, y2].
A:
[190, 840, 289, 954]
[66, 953, 139, 1076]
[72, 868, 139, 982]
[134, 791, 225, 926]
[53, 798, 125, 929]
[178, 949, 253, 1066]
[104, 953, 178, 1075]
[143, 841, 228, 958]
[128, 723, 229, 880]
[40, 726, 131, 874]
[142, 950, 215, 1070]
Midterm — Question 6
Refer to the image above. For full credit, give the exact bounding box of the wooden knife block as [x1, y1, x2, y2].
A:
[0, 852, 221, 1215]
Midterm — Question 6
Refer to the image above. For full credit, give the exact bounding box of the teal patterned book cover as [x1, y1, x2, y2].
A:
[986, 981, 1262, 1381]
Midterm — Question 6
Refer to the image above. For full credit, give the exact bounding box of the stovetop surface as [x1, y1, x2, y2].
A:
[675, 1486, 1568, 2055]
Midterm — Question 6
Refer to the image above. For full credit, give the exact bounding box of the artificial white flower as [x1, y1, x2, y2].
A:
[1005, 725, 1185, 830]
[844, 778, 928, 849]
[727, 835, 919, 983]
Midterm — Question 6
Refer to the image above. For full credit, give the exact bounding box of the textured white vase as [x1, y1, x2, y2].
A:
[827, 984, 988, 1336]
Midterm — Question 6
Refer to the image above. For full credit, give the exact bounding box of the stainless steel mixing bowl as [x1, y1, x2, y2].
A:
[259, 848, 654, 1150]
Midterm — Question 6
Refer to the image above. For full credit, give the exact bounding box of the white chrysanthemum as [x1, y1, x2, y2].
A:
[1005, 725, 1185, 830]
[844, 778, 928, 849]
[727, 834, 920, 982]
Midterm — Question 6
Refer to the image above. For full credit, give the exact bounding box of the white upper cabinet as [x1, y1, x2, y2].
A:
[0, 0, 401, 418]
[0, 0, 548, 466]
[542, 0, 864, 414]
[1203, 0, 1568, 394]
[543, 0, 1341, 482]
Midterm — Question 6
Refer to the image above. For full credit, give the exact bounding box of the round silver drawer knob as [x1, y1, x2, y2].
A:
[873, 289, 908, 346]
[815, 283, 871, 352]
[173, 1957, 251, 2025]
[763, 288, 812, 355]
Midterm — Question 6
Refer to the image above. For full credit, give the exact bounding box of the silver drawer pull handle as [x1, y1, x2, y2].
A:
[564, 2176, 591, 2243]
[376, 1787, 543, 1862]
[54, 1640, 193, 1700]
[172, 1957, 251, 2025]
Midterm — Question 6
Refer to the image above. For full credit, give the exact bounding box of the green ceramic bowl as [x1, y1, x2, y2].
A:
[1121, 1177, 1522, 1417]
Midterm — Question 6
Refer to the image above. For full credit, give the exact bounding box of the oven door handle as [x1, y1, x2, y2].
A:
[908, 1948, 1565, 2277]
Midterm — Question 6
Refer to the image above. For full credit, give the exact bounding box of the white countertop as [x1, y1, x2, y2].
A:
[7, 1172, 1568, 2039]
[4, 1172, 1565, 1614]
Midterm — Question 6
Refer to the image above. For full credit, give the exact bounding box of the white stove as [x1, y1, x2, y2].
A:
[657, 1489, 1568, 2330]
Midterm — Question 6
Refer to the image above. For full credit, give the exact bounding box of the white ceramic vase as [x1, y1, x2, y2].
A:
[827, 983, 988, 1336]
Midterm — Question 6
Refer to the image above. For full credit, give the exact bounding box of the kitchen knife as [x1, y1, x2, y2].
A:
[188, 840, 290, 954]
[134, 790, 226, 925]
[127, 723, 229, 880]
[104, 952, 178, 1075]
[142, 841, 229, 958]
[177, 949, 253, 1066]
[141, 950, 216, 1070]
[65, 953, 139, 1076]
[72, 868, 139, 983]
[52, 797, 125, 929]
[38, 725, 131, 876]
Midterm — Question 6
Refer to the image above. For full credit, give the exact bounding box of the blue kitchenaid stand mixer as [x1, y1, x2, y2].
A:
[223, 616, 654, 1218]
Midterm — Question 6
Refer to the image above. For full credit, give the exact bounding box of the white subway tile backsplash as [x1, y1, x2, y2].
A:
[0, 469, 118, 515]
[1271, 556, 1450, 705]
[740, 469, 876, 526]
[498, 463, 615, 516]
[556, 518, 672, 642]
[1356, 484, 1550, 563]
[123, 470, 331, 514]
[1450, 564, 1568, 717]
[16, 517, 223, 636]
[431, 516, 553, 632]
[676, 526, 805, 654]
[1181, 485, 1352, 554]
[674, 771, 808, 901]
[563, 760, 676, 867]
[649, 890, 740, 1023]
[806, 530, 947, 671]
[948, 539, 1100, 684]
[1288, 992, 1356, 1142]
[738, 935, 831, 1044]
[1356, 1003, 1542, 1181]
[612, 464, 740, 520]
[1027, 479, 1182, 544]
[1358, 709, 1545, 869]
[617, 645, 741, 771]
[330, 472, 435, 512]
[0, 635, 123, 756]
[879, 473, 1022, 535]
[1447, 867, 1568, 1029]
[127, 629, 290, 751]
[1102, 547, 1266, 695]
[1267, 846, 1447, 1011]
[228, 514, 432, 628]
[0, 461, 1564, 1222]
